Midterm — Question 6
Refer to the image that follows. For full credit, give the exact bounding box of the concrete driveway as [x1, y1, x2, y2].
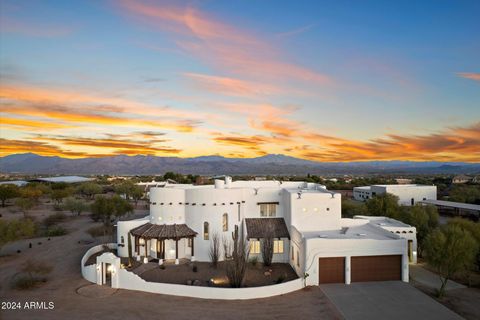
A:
[321, 281, 463, 320]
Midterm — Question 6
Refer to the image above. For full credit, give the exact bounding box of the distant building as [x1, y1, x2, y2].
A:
[353, 184, 437, 206]
[29, 176, 93, 184]
[452, 175, 472, 184]
[0, 180, 28, 187]
[395, 178, 412, 185]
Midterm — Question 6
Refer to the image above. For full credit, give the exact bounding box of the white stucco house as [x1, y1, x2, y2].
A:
[115, 177, 416, 286]
[353, 184, 437, 206]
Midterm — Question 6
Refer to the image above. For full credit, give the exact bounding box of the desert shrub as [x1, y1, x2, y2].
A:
[12, 259, 52, 290]
[192, 265, 198, 272]
[45, 226, 67, 237]
[250, 256, 258, 266]
[276, 274, 286, 284]
[209, 232, 220, 268]
[87, 225, 113, 238]
[12, 276, 46, 290]
[160, 264, 166, 270]
[43, 212, 67, 227]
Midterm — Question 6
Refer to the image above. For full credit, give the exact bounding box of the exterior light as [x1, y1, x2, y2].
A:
[158, 217, 162, 221]
[313, 208, 318, 212]
[302, 208, 307, 212]
[107, 265, 114, 273]
[139, 238, 145, 245]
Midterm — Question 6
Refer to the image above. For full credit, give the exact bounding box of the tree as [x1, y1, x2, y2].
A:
[131, 186, 144, 207]
[223, 225, 250, 288]
[209, 232, 220, 268]
[15, 198, 34, 217]
[365, 193, 400, 218]
[50, 188, 72, 205]
[90, 195, 133, 227]
[448, 185, 480, 204]
[0, 184, 20, 207]
[76, 182, 102, 199]
[261, 225, 274, 266]
[448, 218, 480, 272]
[63, 197, 88, 216]
[0, 218, 36, 251]
[400, 205, 439, 256]
[423, 224, 478, 298]
[341, 199, 368, 218]
[20, 186, 44, 203]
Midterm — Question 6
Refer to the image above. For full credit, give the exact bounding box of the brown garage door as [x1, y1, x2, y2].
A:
[351, 255, 401, 282]
[318, 257, 345, 284]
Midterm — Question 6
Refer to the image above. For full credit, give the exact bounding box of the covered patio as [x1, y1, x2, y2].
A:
[130, 223, 197, 264]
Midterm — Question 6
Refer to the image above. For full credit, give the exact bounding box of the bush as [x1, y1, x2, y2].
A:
[45, 226, 67, 237]
[43, 213, 67, 227]
[192, 265, 198, 272]
[12, 275, 47, 290]
[160, 264, 166, 270]
[87, 225, 113, 238]
[276, 274, 286, 284]
[250, 256, 258, 266]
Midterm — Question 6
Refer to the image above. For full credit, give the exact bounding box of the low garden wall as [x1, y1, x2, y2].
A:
[81, 243, 304, 300]
[81, 243, 117, 283]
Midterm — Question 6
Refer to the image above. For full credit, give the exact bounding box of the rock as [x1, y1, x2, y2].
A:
[193, 280, 201, 286]
[264, 271, 271, 276]
[186, 280, 192, 285]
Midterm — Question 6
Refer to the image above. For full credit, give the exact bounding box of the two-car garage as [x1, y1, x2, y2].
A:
[319, 255, 402, 284]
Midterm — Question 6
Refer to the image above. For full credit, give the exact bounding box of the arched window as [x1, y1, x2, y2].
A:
[204, 222, 209, 240]
[222, 213, 228, 232]
[121, 236, 125, 244]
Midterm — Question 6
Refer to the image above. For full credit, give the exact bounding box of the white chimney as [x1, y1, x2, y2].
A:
[225, 176, 232, 188]
[215, 179, 225, 189]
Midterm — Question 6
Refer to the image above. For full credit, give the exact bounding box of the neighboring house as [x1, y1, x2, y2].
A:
[452, 175, 472, 184]
[117, 177, 414, 286]
[353, 184, 437, 206]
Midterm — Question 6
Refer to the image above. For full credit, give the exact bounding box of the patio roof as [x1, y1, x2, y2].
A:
[130, 223, 197, 240]
[245, 218, 290, 239]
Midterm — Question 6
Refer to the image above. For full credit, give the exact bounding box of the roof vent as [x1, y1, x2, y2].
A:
[318, 235, 328, 238]
[357, 233, 367, 236]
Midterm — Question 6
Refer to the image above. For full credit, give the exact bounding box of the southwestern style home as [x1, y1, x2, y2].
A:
[116, 177, 417, 285]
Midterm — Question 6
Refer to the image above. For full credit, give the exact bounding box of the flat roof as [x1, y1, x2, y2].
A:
[31, 176, 93, 183]
[354, 215, 413, 228]
[372, 184, 434, 188]
[419, 199, 480, 211]
[0, 180, 28, 187]
[302, 223, 399, 240]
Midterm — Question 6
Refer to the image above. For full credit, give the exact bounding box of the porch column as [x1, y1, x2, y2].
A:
[175, 238, 179, 264]
[143, 238, 148, 264]
[345, 256, 351, 285]
[191, 237, 195, 261]
[135, 236, 140, 261]
[158, 238, 164, 265]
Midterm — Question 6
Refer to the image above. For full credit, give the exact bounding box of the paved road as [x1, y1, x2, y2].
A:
[321, 281, 463, 320]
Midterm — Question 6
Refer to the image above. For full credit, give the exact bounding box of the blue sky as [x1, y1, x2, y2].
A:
[0, 0, 479, 161]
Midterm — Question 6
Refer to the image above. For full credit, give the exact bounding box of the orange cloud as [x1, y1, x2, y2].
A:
[0, 139, 88, 157]
[184, 73, 282, 97]
[457, 72, 480, 82]
[0, 84, 202, 132]
[0, 116, 75, 130]
[118, 0, 332, 86]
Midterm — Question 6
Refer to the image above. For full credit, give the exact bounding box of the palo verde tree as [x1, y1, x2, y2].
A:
[0, 218, 36, 251]
[400, 204, 439, 256]
[90, 195, 133, 227]
[76, 182, 102, 200]
[63, 197, 88, 216]
[365, 193, 401, 219]
[0, 184, 20, 207]
[423, 224, 478, 298]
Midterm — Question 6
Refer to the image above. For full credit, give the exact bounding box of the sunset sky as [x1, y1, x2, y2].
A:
[0, 0, 479, 162]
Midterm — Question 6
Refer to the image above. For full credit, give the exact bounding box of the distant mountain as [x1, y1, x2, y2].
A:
[1, 153, 479, 175]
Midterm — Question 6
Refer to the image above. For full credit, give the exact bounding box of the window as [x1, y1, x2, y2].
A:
[203, 222, 209, 240]
[296, 250, 300, 267]
[273, 240, 284, 253]
[121, 236, 124, 244]
[188, 238, 193, 248]
[291, 246, 294, 260]
[260, 203, 277, 217]
[250, 240, 260, 254]
[222, 213, 228, 232]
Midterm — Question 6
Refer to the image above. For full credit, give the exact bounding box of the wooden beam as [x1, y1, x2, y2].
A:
[191, 237, 194, 257]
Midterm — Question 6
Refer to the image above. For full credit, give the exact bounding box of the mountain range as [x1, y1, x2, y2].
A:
[1, 153, 479, 175]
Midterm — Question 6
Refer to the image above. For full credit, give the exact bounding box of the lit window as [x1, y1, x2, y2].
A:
[203, 222, 209, 240]
[250, 240, 260, 254]
[222, 213, 228, 232]
[273, 240, 284, 253]
[260, 203, 276, 217]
